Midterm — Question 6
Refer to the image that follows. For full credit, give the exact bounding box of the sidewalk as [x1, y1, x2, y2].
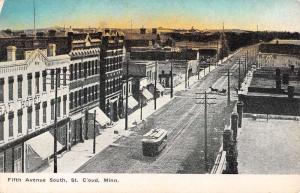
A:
[40, 63, 219, 173]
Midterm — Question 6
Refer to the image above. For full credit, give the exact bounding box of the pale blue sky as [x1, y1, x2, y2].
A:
[0, 0, 299, 32]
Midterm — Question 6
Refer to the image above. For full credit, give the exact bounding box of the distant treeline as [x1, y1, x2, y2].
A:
[164, 31, 300, 52]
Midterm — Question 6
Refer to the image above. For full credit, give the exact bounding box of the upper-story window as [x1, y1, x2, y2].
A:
[0, 78, 4, 103]
[17, 75, 23, 99]
[17, 109, 23, 134]
[8, 111, 14, 137]
[27, 73, 32, 96]
[0, 115, 4, 141]
[79, 63, 82, 79]
[51, 69, 55, 90]
[8, 76, 14, 101]
[35, 72, 40, 94]
[63, 67, 67, 86]
[69, 64, 73, 81]
[57, 69, 61, 88]
[74, 63, 78, 80]
[42, 70, 47, 92]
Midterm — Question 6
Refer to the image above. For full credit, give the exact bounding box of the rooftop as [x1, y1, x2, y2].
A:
[237, 116, 300, 174]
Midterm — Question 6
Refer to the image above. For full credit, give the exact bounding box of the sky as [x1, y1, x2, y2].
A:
[0, 0, 300, 32]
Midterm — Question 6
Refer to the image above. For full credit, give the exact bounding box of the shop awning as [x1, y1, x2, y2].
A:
[142, 88, 153, 100]
[156, 83, 165, 92]
[89, 106, 110, 126]
[70, 112, 84, 120]
[125, 96, 138, 109]
[26, 131, 63, 160]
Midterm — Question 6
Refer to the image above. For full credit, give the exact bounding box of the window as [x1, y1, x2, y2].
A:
[17, 75, 22, 99]
[8, 112, 14, 137]
[69, 64, 73, 81]
[57, 97, 61, 118]
[63, 95, 67, 116]
[17, 110, 22, 134]
[28, 73, 32, 96]
[8, 76, 14, 101]
[74, 63, 78, 80]
[57, 69, 61, 88]
[35, 104, 40, 127]
[14, 146, 22, 172]
[42, 102, 47, 123]
[35, 72, 40, 94]
[42, 70, 47, 92]
[0, 78, 4, 103]
[51, 99, 54, 120]
[88, 62, 91, 76]
[51, 69, 54, 90]
[69, 93, 73, 110]
[84, 62, 87, 78]
[0, 153, 4, 172]
[95, 85, 98, 99]
[63, 67, 67, 86]
[0, 115, 4, 141]
[27, 107, 32, 131]
[78, 90, 81, 106]
[84, 88, 87, 104]
[79, 63, 82, 78]
[74, 91, 78, 108]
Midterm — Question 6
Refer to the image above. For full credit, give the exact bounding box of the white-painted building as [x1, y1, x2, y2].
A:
[0, 44, 70, 172]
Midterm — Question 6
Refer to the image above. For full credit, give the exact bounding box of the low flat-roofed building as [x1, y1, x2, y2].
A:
[237, 116, 300, 174]
[240, 67, 300, 116]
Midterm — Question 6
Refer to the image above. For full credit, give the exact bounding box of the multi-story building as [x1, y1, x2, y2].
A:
[99, 30, 125, 122]
[0, 42, 70, 172]
[67, 32, 110, 145]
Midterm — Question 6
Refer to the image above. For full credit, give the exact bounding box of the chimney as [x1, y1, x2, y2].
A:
[7, 46, 17, 61]
[140, 28, 146, 34]
[152, 28, 157, 34]
[47, 44, 56, 57]
[48, 30, 56, 37]
[104, 28, 110, 34]
[282, 73, 289, 85]
[287, 86, 295, 99]
[291, 65, 295, 73]
[275, 68, 281, 90]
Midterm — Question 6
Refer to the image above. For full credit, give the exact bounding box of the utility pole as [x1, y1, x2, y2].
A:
[196, 91, 216, 172]
[185, 43, 188, 89]
[53, 68, 59, 173]
[170, 57, 173, 98]
[125, 58, 129, 130]
[227, 69, 231, 106]
[220, 69, 234, 107]
[245, 51, 248, 77]
[140, 90, 143, 120]
[93, 110, 96, 154]
[238, 58, 241, 90]
[154, 61, 157, 110]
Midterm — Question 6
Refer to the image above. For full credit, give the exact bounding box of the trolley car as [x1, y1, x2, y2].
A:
[142, 128, 167, 157]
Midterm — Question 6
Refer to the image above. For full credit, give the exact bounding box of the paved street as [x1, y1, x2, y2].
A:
[76, 46, 257, 173]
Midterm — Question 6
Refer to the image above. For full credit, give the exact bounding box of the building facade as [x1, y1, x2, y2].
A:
[0, 43, 70, 173]
[67, 32, 109, 144]
[99, 30, 125, 122]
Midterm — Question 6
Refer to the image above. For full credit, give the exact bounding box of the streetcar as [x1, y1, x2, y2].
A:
[142, 128, 168, 157]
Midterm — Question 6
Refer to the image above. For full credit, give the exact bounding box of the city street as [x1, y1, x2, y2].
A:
[76, 46, 257, 173]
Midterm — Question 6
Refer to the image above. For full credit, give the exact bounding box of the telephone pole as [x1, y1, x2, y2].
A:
[238, 58, 241, 90]
[196, 91, 216, 172]
[154, 61, 157, 110]
[93, 110, 96, 154]
[170, 57, 174, 98]
[219, 69, 235, 107]
[125, 58, 129, 130]
[53, 68, 60, 173]
[140, 90, 143, 120]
